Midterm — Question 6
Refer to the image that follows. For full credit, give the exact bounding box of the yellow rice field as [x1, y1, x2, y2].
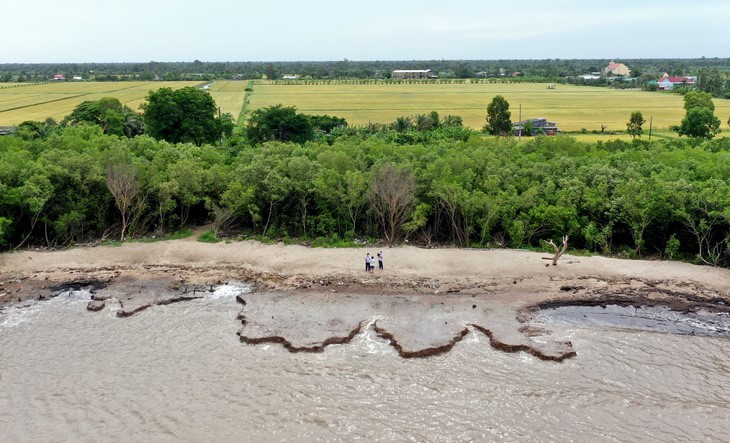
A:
[2, 80, 728, 133]
[248, 82, 730, 132]
[204, 80, 248, 118]
[0, 81, 201, 125]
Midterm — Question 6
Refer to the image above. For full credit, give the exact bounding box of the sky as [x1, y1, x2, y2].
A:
[3, 0, 730, 63]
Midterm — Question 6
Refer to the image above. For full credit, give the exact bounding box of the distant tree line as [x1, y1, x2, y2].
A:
[2, 58, 729, 83]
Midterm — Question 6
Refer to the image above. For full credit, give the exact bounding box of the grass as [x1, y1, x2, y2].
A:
[197, 230, 221, 243]
[248, 81, 730, 132]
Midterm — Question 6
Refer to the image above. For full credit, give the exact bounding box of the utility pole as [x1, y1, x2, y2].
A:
[219, 107, 223, 145]
[518, 103, 522, 141]
[648, 116, 653, 140]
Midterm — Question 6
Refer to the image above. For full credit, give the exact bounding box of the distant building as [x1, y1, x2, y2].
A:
[53, 74, 65, 81]
[0, 126, 16, 136]
[282, 74, 299, 80]
[392, 69, 437, 79]
[513, 118, 559, 136]
[604, 61, 630, 77]
[657, 74, 697, 90]
[578, 74, 601, 80]
[72, 76, 83, 81]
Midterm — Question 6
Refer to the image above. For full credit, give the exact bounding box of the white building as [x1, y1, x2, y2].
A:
[392, 69, 437, 79]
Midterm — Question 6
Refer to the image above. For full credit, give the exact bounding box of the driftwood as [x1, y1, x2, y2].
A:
[542, 235, 569, 266]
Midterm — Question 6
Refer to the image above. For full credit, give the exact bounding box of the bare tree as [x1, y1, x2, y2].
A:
[106, 164, 140, 242]
[542, 235, 569, 265]
[368, 164, 416, 245]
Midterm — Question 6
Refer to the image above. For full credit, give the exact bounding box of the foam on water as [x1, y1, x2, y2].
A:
[205, 283, 252, 301]
[0, 289, 91, 328]
[0, 303, 42, 328]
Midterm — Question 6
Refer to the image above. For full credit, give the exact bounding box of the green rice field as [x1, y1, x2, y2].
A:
[248, 82, 730, 132]
[0, 81, 236, 125]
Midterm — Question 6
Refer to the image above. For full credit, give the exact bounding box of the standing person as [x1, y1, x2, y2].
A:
[369, 253, 375, 273]
[378, 251, 384, 270]
[365, 252, 371, 272]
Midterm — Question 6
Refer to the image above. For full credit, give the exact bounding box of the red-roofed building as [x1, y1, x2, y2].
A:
[53, 74, 65, 81]
[657, 75, 696, 90]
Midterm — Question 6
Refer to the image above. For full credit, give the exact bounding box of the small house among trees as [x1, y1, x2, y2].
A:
[392, 69, 437, 79]
[0, 126, 16, 136]
[513, 118, 559, 136]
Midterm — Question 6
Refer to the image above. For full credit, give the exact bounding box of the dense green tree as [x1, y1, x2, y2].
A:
[453, 63, 473, 79]
[309, 115, 347, 133]
[0, 216, 10, 246]
[695, 68, 725, 97]
[3, 118, 730, 266]
[617, 176, 670, 256]
[14, 118, 60, 140]
[683, 90, 715, 112]
[64, 97, 144, 137]
[441, 115, 463, 128]
[672, 178, 730, 265]
[391, 116, 412, 133]
[245, 105, 314, 144]
[626, 111, 646, 139]
[676, 90, 721, 139]
[142, 87, 232, 145]
[484, 95, 512, 136]
[264, 63, 276, 80]
[678, 107, 721, 139]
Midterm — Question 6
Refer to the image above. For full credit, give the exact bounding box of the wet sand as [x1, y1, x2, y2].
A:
[2, 238, 729, 360]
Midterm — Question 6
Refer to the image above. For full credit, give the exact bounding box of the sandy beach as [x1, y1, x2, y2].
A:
[2, 237, 729, 360]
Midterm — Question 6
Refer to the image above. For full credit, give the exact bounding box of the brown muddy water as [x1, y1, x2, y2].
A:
[1, 285, 729, 442]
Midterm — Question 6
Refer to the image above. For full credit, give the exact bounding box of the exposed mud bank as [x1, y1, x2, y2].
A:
[2, 241, 730, 362]
[372, 324, 470, 358]
[470, 324, 577, 362]
[522, 281, 730, 323]
[238, 322, 365, 353]
[0, 273, 212, 318]
[235, 290, 580, 361]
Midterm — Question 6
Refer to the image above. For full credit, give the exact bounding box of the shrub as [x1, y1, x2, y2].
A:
[198, 230, 221, 243]
[664, 234, 680, 259]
